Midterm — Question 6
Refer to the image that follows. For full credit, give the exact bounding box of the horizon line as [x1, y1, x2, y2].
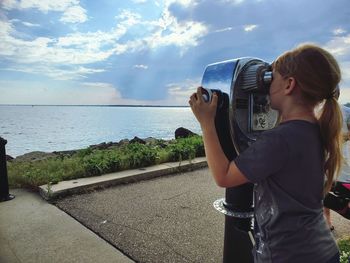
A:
[0, 104, 190, 108]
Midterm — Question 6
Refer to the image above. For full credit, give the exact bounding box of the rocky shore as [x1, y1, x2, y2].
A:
[7, 127, 198, 163]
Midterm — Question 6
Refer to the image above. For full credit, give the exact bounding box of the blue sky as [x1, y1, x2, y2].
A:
[0, 0, 350, 105]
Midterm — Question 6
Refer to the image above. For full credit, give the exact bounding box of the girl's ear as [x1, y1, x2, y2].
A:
[284, 77, 297, 95]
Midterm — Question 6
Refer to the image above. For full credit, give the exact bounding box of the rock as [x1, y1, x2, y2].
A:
[89, 142, 108, 150]
[53, 150, 78, 158]
[144, 137, 158, 144]
[175, 127, 197, 139]
[6, 155, 14, 161]
[144, 137, 168, 148]
[130, 136, 146, 144]
[13, 151, 57, 162]
[89, 142, 119, 150]
[117, 139, 130, 147]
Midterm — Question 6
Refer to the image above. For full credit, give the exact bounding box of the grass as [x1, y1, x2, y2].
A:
[7, 135, 205, 189]
[338, 236, 350, 263]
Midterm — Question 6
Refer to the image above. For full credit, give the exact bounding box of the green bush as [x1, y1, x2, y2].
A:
[7, 135, 205, 189]
[167, 136, 204, 162]
[338, 236, 350, 263]
[7, 157, 85, 187]
[82, 150, 122, 176]
[121, 143, 158, 169]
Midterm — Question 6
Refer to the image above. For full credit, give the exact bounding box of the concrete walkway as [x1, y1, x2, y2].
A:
[0, 189, 134, 263]
[1, 157, 349, 263]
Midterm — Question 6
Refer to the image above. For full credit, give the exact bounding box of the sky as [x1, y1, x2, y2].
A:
[0, 0, 350, 106]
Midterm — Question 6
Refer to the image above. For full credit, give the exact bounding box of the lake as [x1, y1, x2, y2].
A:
[0, 105, 201, 157]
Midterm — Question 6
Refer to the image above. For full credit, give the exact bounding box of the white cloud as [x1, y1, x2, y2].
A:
[339, 87, 350, 104]
[0, 4, 208, 80]
[60, 5, 87, 24]
[167, 0, 198, 7]
[134, 64, 148, 69]
[0, 19, 123, 78]
[244, 24, 258, 32]
[142, 9, 208, 52]
[324, 34, 350, 58]
[2, 65, 105, 80]
[0, 80, 122, 105]
[2, 0, 79, 13]
[215, 27, 233, 33]
[1, 0, 87, 24]
[132, 0, 148, 3]
[165, 79, 200, 105]
[333, 28, 346, 36]
[115, 10, 142, 27]
[221, 0, 246, 5]
[323, 35, 350, 102]
[22, 21, 40, 27]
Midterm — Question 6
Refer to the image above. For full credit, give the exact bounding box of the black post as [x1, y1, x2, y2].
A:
[0, 137, 15, 202]
[214, 93, 254, 263]
[222, 186, 254, 263]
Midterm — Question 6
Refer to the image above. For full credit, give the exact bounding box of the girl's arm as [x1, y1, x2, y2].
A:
[189, 87, 249, 187]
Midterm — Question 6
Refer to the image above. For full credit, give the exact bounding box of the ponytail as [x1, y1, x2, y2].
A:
[318, 97, 343, 193]
[274, 43, 342, 194]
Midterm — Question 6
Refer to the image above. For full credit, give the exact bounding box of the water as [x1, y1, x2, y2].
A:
[0, 105, 202, 157]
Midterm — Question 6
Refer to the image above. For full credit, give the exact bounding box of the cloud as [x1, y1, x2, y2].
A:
[243, 24, 258, 32]
[0, 23, 115, 65]
[169, 0, 198, 7]
[325, 34, 350, 58]
[22, 21, 40, 27]
[142, 9, 208, 52]
[9, 19, 40, 27]
[0, 80, 122, 105]
[333, 28, 346, 36]
[1, 0, 78, 12]
[323, 34, 350, 102]
[60, 5, 87, 24]
[0, 2, 208, 80]
[221, 0, 246, 5]
[338, 87, 350, 104]
[214, 27, 233, 33]
[165, 79, 200, 105]
[134, 64, 148, 69]
[132, 0, 148, 3]
[2, 65, 105, 80]
[0, 19, 123, 78]
[1, 0, 88, 24]
[115, 9, 142, 27]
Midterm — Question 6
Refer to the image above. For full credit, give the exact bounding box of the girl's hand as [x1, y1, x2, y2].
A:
[189, 87, 218, 128]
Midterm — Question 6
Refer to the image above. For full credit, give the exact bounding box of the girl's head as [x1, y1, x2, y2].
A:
[274, 43, 342, 193]
[273, 44, 341, 105]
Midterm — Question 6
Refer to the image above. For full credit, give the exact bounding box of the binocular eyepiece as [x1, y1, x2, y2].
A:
[201, 61, 273, 107]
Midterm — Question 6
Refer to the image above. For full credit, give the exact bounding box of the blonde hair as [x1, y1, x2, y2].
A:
[274, 43, 342, 193]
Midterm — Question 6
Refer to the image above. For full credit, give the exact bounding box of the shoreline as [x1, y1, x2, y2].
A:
[6, 127, 198, 162]
[0, 104, 190, 108]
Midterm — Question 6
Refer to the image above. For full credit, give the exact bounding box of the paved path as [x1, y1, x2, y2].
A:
[0, 189, 134, 263]
[1, 167, 349, 263]
[55, 167, 350, 263]
[55, 168, 226, 263]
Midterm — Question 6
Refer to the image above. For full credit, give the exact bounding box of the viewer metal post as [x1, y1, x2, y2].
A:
[0, 137, 15, 202]
[213, 99, 254, 263]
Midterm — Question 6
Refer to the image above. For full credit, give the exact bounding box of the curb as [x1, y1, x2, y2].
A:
[39, 157, 208, 201]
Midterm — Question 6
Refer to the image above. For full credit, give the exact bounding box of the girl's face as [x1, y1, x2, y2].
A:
[269, 70, 286, 110]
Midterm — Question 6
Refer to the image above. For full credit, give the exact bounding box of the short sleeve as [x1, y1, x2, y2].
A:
[234, 131, 289, 183]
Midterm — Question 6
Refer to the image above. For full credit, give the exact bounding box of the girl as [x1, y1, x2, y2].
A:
[189, 44, 342, 262]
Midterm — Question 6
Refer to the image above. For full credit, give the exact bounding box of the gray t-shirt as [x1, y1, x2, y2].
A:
[235, 120, 338, 263]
